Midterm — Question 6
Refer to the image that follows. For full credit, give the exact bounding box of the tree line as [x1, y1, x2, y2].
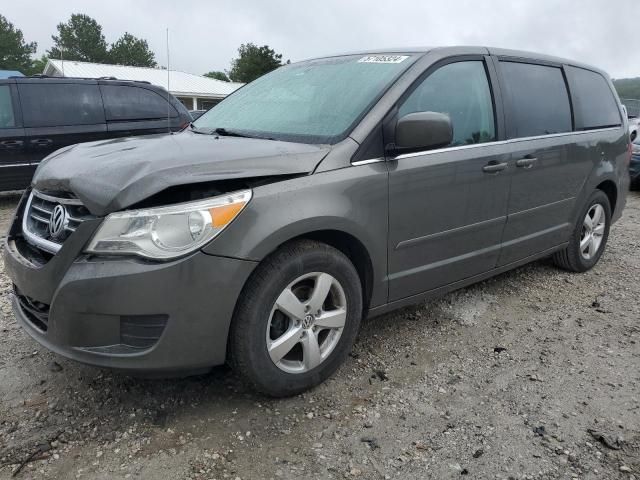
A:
[612, 78, 640, 100]
[0, 13, 286, 83]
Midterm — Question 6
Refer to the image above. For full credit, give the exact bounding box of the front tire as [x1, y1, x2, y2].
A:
[553, 190, 611, 272]
[229, 240, 363, 397]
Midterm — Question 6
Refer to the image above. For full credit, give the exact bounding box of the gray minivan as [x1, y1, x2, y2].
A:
[3, 47, 630, 396]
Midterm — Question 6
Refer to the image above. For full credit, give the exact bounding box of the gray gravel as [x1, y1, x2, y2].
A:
[1, 191, 639, 480]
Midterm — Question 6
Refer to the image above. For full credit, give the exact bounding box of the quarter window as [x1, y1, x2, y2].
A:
[398, 61, 496, 147]
[500, 62, 572, 138]
[566, 67, 621, 130]
[0, 86, 15, 128]
[18, 83, 105, 127]
[101, 85, 176, 121]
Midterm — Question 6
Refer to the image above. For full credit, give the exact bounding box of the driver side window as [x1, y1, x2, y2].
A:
[398, 61, 496, 147]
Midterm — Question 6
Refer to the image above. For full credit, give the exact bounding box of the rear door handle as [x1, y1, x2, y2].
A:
[516, 157, 538, 168]
[30, 138, 53, 147]
[482, 161, 508, 173]
[0, 140, 24, 149]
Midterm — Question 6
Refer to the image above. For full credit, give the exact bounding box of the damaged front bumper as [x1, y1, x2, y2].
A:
[3, 199, 257, 373]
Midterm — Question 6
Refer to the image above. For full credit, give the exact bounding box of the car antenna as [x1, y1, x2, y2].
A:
[166, 27, 171, 134]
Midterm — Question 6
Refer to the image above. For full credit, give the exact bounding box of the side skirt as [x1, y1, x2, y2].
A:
[367, 243, 568, 319]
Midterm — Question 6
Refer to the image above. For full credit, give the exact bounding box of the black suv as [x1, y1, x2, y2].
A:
[0, 76, 191, 191]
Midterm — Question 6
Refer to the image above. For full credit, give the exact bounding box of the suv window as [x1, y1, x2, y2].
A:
[0, 86, 15, 128]
[101, 85, 176, 121]
[500, 61, 572, 138]
[18, 83, 105, 127]
[566, 67, 621, 130]
[398, 61, 496, 147]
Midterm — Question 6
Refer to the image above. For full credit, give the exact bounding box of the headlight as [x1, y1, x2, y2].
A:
[86, 190, 251, 260]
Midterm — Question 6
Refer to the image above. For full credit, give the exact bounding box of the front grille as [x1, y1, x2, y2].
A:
[14, 286, 50, 332]
[22, 191, 95, 254]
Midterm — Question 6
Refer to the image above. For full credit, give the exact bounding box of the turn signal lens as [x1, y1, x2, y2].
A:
[210, 203, 245, 228]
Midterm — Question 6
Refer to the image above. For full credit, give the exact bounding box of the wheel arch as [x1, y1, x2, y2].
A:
[273, 229, 376, 313]
[595, 179, 617, 214]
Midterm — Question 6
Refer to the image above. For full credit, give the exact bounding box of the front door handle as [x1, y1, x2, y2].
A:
[0, 140, 24, 149]
[516, 157, 538, 168]
[482, 161, 508, 173]
[30, 138, 53, 147]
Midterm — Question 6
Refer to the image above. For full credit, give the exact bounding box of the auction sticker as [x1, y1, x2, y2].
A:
[358, 55, 409, 64]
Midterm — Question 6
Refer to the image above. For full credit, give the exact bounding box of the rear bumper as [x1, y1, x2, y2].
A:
[4, 236, 257, 372]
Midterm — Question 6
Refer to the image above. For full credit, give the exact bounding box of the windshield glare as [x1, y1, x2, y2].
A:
[194, 54, 416, 144]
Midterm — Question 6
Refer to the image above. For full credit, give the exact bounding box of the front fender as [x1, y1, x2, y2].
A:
[202, 163, 390, 307]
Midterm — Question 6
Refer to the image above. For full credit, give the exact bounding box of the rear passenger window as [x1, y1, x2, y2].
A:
[500, 62, 572, 138]
[0, 86, 15, 128]
[19, 84, 105, 127]
[101, 85, 176, 121]
[398, 61, 496, 147]
[566, 67, 621, 130]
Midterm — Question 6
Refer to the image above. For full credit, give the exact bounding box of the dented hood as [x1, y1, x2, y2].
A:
[33, 130, 330, 216]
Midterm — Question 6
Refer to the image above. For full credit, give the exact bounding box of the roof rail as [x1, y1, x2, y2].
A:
[10, 75, 152, 85]
[95, 77, 151, 84]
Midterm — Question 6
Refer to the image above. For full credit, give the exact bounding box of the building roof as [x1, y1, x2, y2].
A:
[0, 70, 24, 79]
[43, 59, 242, 99]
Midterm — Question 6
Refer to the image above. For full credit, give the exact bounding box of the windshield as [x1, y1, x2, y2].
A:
[194, 54, 417, 144]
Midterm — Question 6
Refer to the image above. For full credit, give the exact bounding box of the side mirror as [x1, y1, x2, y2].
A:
[631, 130, 637, 142]
[394, 111, 453, 152]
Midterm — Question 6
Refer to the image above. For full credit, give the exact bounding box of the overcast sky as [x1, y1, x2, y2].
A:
[4, 0, 639, 78]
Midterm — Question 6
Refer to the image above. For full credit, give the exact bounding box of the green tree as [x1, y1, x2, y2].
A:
[613, 78, 640, 100]
[0, 14, 37, 74]
[47, 14, 109, 63]
[109, 33, 156, 67]
[228, 43, 285, 83]
[203, 70, 230, 82]
[27, 55, 49, 76]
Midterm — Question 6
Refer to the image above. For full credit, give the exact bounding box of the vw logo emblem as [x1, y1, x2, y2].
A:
[302, 314, 314, 329]
[49, 204, 68, 239]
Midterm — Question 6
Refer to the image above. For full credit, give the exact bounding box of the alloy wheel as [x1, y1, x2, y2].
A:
[580, 203, 606, 260]
[266, 272, 347, 374]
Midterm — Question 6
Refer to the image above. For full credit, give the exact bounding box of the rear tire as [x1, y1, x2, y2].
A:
[229, 240, 362, 397]
[553, 190, 611, 272]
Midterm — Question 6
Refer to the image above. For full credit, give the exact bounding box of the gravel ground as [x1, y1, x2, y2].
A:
[1, 191, 639, 480]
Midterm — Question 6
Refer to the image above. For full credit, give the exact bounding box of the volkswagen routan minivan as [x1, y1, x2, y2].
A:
[4, 47, 630, 396]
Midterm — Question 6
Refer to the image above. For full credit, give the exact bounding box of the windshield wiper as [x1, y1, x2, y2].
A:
[213, 127, 254, 138]
[212, 127, 275, 140]
[189, 123, 209, 135]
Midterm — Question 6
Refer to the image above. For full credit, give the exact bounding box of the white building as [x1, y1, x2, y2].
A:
[43, 59, 243, 110]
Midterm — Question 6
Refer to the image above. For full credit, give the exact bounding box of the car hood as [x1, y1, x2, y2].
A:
[32, 130, 331, 216]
